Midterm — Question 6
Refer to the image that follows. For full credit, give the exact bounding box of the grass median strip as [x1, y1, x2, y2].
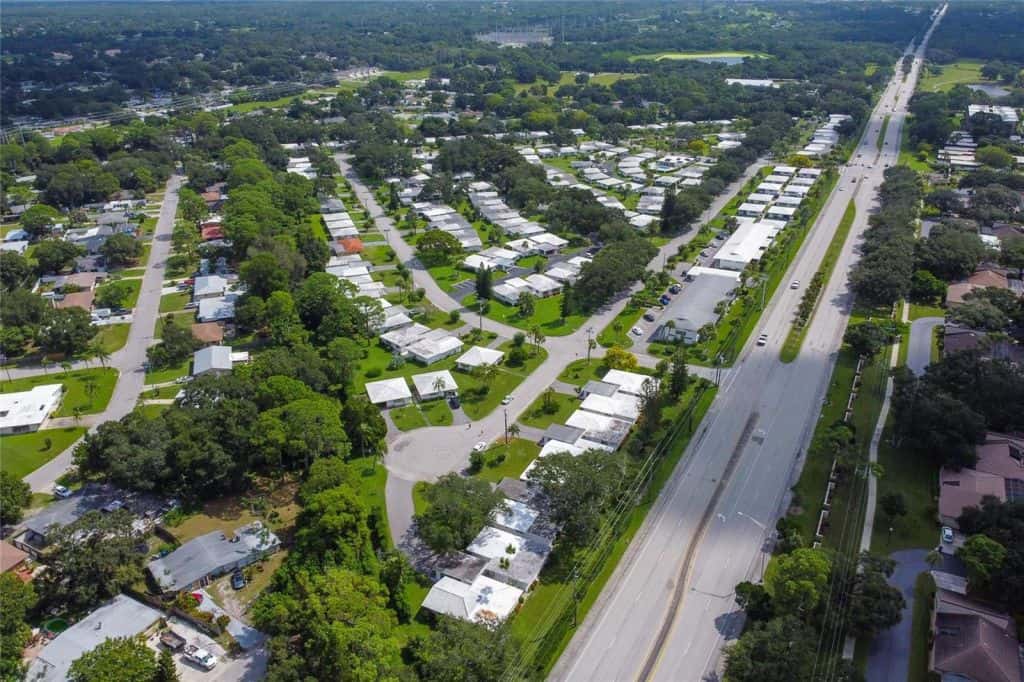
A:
[877, 115, 890, 151]
[780, 200, 856, 363]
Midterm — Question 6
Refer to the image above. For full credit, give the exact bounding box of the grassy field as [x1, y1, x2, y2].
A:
[155, 312, 193, 340]
[872, 428, 938, 552]
[0, 427, 86, 478]
[908, 303, 944, 321]
[0, 368, 117, 417]
[93, 324, 130, 353]
[391, 404, 427, 431]
[464, 293, 587, 336]
[780, 200, 856, 363]
[919, 60, 984, 93]
[597, 306, 645, 349]
[159, 291, 190, 313]
[473, 439, 542, 483]
[908, 573, 936, 682]
[557, 358, 654, 386]
[519, 391, 578, 429]
[165, 479, 301, 544]
[95, 278, 142, 309]
[628, 50, 768, 62]
[426, 263, 473, 292]
[515, 71, 640, 94]
[145, 359, 189, 385]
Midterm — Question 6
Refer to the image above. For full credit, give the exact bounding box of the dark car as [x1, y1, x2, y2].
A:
[659, 295, 671, 305]
[669, 285, 681, 294]
[643, 312, 656, 322]
[231, 572, 246, 590]
[448, 396, 461, 409]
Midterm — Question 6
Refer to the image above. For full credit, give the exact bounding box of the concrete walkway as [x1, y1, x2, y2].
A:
[907, 316, 943, 376]
[22, 175, 183, 493]
[338, 155, 769, 550]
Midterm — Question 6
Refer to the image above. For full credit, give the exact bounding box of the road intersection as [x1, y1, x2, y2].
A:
[551, 6, 946, 680]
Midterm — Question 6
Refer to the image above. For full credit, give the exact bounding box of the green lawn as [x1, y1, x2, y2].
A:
[473, 439, 542, 483]
[422, 399, 453, 427]
[95, 278, 142, 309]
[390, 404, 427, 431]
[145, 359, 189, 385]
[135, 404, 171, 419]
[597, 306, 645, 349]
[0, 427, 86, 478]
[519, 392, 578, 429]
[919, 60, 984, 92]
[155, 312, 193, 339]
[872, 428, 939, 552]
[93, 324, 130, 353]
[557, 358, 610, 386]
[464, 293, 587, 336]
[159, 291, 190, 313]
[426, 263, 472, 292]
[363, 245, 397, 266]
[0, 368, 117, 417]
[908, 303, 944, 321]
[908, 573, 936, 682]
[459, 343, 548, 420]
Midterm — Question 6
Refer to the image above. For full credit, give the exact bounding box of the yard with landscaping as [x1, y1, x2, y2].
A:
[463, 293, 587, 336]
[471, 439, 541, 483]
[520, 391, 578, 429]
[0, 367, 118, 417]
[159, 291, 190, 313]
[92, 323, 130, 353]
[0, 427, 86, 478]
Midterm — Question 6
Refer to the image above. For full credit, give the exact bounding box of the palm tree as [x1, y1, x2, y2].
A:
[61, 361, 72, 378]
[530, 326, 545, 357]
[432, 375, 447, 398]
[84, 377, 98, 407]
[88, 341, 111, 370]
[507, 423, 521, 443]
[72, 406, 84, 426]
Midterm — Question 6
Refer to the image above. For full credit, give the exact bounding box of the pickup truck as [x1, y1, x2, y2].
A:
[183, 644, 217, 670]
[159, 630, 186, 651]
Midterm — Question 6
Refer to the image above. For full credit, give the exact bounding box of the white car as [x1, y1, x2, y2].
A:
[756, 333, 769, 346]
[53, 485, 72, 499]
[631, 326, 644, 336]
[501, 395, 512, 405]
[941, 526, 954, 544]
[790, 280, 800, 290]
[472, 442, 488, 453]
[183, 644, 217, 670]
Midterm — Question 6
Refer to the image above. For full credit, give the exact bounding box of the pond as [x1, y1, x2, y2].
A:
[967, 83, 1010, 98]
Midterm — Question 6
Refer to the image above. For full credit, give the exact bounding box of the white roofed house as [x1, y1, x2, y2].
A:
[765, 205, 798, 222]
[196, 295, 237, 322]
[192, 274, 228, 300]
[492, 277, 530, 305]
[411, 370, 458, 401]
[0, 384, 63, 435]
[406, 333, 463, 365]
[529, 232, 569, 254]
[524, 273, 561, 298]
[456, 346, 504, 371]
[602, 369, 660, 397]
[736, 203, 765, 218]
[365, 378, 413, 408]
[580, 392, 641, 423]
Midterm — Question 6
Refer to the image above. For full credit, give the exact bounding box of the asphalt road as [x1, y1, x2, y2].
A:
[21, 175, 183, 493]
[338, 156, 766, 548]
[907, 316, 943, 376]
[552, 7, 947, 681]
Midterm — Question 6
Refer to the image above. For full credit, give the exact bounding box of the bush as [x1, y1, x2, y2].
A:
[507, 346, 528, 367]
[448, 310, 461, 324]
[469, 450, 485, 474]
[216, 614, 231, 629]
[512, 332, 526, 347]
[365, 367, 382, 378]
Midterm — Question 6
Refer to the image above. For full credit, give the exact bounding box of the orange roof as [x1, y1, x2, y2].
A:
[338, 237, 364, 254]
[201, 225, 225, 241]
[55, 290, 94, 311]
[191, 322, 225, 344]
[0, 541, 28, 573]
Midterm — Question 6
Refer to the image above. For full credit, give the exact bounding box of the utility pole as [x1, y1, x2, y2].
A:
[504, 408, 509, 444]
[585, 326, 594, 363]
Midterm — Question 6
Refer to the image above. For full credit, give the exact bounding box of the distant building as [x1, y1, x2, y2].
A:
[147, 522, 280, 594]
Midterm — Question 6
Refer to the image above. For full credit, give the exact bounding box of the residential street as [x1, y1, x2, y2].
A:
[338, 155, 765, 548]
[21, 175, 183, 493]
[552, 7, 947, 681]
[907, 316, 943, 376]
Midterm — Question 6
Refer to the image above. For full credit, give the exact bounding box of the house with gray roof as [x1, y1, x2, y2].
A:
[148, 521, 280, 594]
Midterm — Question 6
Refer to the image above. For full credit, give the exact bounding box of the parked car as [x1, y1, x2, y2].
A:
[669, 284, 681, 294]
[790, 280, 800, 290]
[231, 571, 246, 590]
[659, 295, 671, 305]
[501, 395, 512, 405]
[472, 441, 488, 453]
[941, 526, 954, 544]
[53, 485, 72, 499]
[183, 302, 199, 310]
[183, 644, 217, 670]
[756, 332, 769, 346]
[643, 312, 656, 322]
[631, 326, 644, 336]
[159, 630, 186, 652]
[448, 396, 461, 409]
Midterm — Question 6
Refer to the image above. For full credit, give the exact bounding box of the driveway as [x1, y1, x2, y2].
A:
[865, 548, 959, 682]
[907, 317, 943, 376]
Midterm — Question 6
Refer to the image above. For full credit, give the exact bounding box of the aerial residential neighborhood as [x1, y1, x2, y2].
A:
[1, 1, 1023, 682]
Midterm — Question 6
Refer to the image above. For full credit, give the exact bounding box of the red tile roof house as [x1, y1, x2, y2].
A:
[945, 268, 1013, 305]
[929, 574, 1022, 682]
[938, 433, 1024, 529]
